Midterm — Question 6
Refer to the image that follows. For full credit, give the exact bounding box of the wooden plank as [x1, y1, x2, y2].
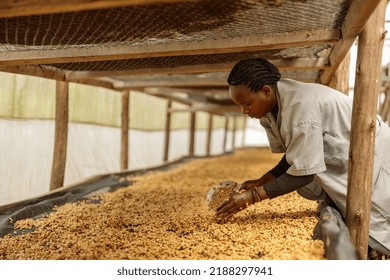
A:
[163, 100, 172, 162]
[156, 87, 227, 95]
[0, 65, 69, 81]
[345, 0, 387, 260]
[120, 90, 129, 170]
[50, 81, 69, 190]
[0, 0, 195, 18]
[0, 59, 327, 86]
[111, 75, 228, 89]
[167, 105, 239, 116]
[0, 29, 339, 66]
[192, 104, 240, 115]
[142, 88, 239, 115]
[206, 113, 213, 156]
[142, 88, 193, 106]
[189, 111, 196, 157]
[71, 78, 116, 90]
[67, 58, 330, 80]
[320, 0, 382, 85]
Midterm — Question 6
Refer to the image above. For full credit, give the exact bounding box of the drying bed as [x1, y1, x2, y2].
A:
[0, 148, 324, 260]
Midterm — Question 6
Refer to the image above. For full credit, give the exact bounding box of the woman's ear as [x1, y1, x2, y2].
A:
[261, 85, 271, 96]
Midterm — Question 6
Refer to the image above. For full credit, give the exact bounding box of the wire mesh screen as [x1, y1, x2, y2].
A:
[0, 0, 348, 51]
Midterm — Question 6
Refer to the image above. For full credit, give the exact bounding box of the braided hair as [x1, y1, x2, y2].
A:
[227, 58, 281, 92]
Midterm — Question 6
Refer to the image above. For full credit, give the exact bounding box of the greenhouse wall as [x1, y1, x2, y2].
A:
[0, 73, 266, 206]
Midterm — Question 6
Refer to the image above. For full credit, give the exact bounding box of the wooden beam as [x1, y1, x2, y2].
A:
[345, 0, 387, 260]
[189, 111, 196, 157]
[156, 87, 227, 95]
[320, 0, 382, 85]
[143, 87, 238, 114]
[120, 90, 129, 170]
[0, 65, 69, 81]
[163, 100, 172, 162]
[0, 29, 339, 66]
[0, 0, 195, 18]
[71, 78, 116, 90]
[50, 81, 69, 190]
[142, 88, 193, 106]
[167, 104, 239, 116]
[0, 59, 327, 87]
[328, 50, 351, 95]
[112, 75, 228, 89]
[67, 57, 330, 80]
[191, 104, 240, 116]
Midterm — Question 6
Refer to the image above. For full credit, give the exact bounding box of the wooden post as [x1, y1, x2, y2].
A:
[189, 111, 196, 156]
[50, 81, 69, 191]
[223, 116, 229, 153]
[346, 0, 386, 260]
[206, 113, 213, 156]
[232, 116, 237, 151]
[163, 100, 172, 162]
[380, 88, 390, 122]
[379, 77, 390, 122]
[120, 90, 129, 170]
[330, 50, 351, 95]
[241, 117, 247, 147]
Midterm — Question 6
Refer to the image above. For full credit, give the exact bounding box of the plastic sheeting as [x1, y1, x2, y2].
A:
[0, 155, 204, 238]
[314, 199, 358, 260]
[0, 174, 130, 237]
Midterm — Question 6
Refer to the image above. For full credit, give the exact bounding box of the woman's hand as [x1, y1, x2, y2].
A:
[240, 179, 263, 190]
[216, 190, 255, 219]
[240, 173, 276, 190]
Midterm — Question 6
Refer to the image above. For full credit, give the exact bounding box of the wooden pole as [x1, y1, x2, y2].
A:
[330, 50, 351, 95]
[223, 116, 229, 153]
[241, 117, 247, 147]
[163, 100, 172, 162]
[380, 88, 390, 122]
[379, 78, 390, 122]
[50, 81, 69, 191]
[120, 90, 129, 170]
[346, 0, 387, 260]
[232, 116, 237, 151]
[189, 111, 196, 156]
[206, 113, 213, 156]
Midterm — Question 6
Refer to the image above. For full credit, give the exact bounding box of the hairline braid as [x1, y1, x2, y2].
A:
[227, 58, 281, 92]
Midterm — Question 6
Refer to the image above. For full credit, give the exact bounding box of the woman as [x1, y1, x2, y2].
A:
[216, 58, 390, 257]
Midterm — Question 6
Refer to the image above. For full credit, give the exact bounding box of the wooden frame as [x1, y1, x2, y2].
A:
[163, 100, 172, 162]
[206, 113, 213, 156]
[121, 90, 130, 170]
[0, 0, 194, 18]
[50, 81, 69, 190]
[0, 30, 339, 66]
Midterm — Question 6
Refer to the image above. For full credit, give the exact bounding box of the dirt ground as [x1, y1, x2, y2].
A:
[0, 148, 324, 260]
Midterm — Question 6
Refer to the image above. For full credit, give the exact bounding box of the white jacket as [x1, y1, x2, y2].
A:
[260, 78, 390, 254]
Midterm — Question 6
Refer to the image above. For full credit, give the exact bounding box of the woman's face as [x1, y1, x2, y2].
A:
[229, 84, 277, 119]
